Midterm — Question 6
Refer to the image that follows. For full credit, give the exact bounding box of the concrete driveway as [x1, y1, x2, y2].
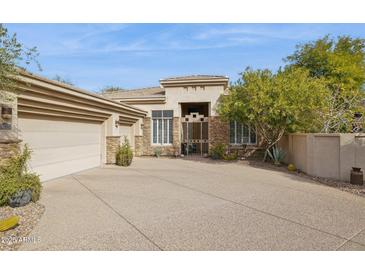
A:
[21, 157, 365, 250]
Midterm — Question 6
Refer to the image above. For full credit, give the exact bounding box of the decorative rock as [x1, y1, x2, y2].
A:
[9, 189, 32, 208]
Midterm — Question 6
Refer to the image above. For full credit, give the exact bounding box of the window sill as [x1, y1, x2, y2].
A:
[229, 143, 258, 147]
[151, 144, 173, 147]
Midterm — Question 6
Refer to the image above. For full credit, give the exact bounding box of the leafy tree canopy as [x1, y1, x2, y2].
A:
[100, 86, 125, 93]
[52, 74, 74, 86]
[0, 24, 40, 100]
[285, 35, 365, 93]
[217, 67, 329, 149]
[285, 35, 365, 132]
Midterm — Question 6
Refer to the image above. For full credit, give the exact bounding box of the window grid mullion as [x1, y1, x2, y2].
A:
[167, 118, 169, 144]
[248, 127, 251, 144]
[241, 123, 243, 144]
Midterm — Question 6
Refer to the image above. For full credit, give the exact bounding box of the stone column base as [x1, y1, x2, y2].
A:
[106, 136, 121, 164]
[134, 135, 143, 156]
[0, 139, 21, 167]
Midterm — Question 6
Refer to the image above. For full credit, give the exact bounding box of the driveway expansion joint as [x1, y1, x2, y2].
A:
[71, 175, 163, 251]
[133, 169, 360, 248]
[335, 227, 365, 250]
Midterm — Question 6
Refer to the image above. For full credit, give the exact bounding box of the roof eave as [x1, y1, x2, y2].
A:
[16, 69, 147, 117]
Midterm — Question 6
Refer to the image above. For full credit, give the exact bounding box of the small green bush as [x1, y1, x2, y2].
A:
[0, 145, 41, 207]
[210, 143, 226, 160]
[116, 137, 133, 166]
[154, 147, 162, 158]
[223, 151, 238, 161]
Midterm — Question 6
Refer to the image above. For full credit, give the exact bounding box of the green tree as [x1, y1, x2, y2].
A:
[217, 67, 329, 153]
[285, 35, 365, 132]
[0, 24, 40, 101]
[53, 74, 74, 86]
[100, 85, 125, 93]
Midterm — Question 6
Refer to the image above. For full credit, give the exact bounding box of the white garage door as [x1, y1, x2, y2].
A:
[18, 116, 102, 181]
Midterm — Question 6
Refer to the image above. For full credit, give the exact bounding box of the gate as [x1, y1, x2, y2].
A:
[181, 112, 209, 156]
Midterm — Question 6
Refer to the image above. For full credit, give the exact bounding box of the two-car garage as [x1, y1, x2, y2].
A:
[14, 71, 146, 181]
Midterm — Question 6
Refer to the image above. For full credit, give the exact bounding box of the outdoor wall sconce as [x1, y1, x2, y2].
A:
[1, 105, 12, 120]
[115, 120, 119, 128]
[0, 105, 12, 130]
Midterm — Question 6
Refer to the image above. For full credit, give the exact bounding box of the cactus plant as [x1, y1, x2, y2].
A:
[0, 216, 19, 232]
[266, 145, 286, 166]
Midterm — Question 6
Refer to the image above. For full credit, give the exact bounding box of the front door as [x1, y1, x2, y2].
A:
[181, 112, 208, 156]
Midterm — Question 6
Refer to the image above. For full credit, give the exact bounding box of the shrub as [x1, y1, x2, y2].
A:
[154, 147, 162, 158]
[223, 152, 238, 161]
[0, 145, 41, 207]
[116, 137, 133, 166]
[210, 143, 226, 160]
[266, 145, 286, 166]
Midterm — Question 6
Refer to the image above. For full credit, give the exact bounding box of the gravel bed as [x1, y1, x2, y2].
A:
[0, 202, 45, 251]
[242, 160, 365, 198]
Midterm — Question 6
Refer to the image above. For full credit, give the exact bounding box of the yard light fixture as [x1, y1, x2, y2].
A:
[1, 105, 12, 120]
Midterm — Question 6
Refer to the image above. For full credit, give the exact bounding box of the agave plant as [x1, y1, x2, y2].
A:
[266, 145, 286, 166]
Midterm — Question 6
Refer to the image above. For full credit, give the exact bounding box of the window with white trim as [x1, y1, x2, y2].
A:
[152, 110, 173, 145]
[230, 121, 256, 145]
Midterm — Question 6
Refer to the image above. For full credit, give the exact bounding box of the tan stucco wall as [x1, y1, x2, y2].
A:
[120, 125, 133, 148]
[280, 133, 365, 182]
[124, 85, 225, 118]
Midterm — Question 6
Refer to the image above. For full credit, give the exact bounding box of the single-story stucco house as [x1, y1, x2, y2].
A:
[102, 75, 258, 157]
[0, 71, 259, 181]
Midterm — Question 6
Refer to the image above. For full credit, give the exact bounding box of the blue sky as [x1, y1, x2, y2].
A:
[6, 24, 365, 92]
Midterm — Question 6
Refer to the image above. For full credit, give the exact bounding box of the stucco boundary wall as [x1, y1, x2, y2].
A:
[278, 133, 365, 182]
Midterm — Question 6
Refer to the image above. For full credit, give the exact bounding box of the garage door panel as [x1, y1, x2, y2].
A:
[19, 118, 100, 132]
[29, 144, 101, 167]
[21, 131, 100, 149]
[18, 117, 102, 181]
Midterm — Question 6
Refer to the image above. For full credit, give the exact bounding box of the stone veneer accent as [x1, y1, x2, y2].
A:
[106, 136, 121, 164]
[0, 139, 21, 167]
[141, 117, 180, 156]
[134, 135, 143, 156]
[208, 116, 229, 150]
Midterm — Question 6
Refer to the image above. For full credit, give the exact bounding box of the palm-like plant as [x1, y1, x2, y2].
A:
[266, 145, 286, 166]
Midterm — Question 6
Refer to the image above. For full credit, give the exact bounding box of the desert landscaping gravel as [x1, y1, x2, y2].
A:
[0, 202, 45, 251]
[240, 160, 365, 198]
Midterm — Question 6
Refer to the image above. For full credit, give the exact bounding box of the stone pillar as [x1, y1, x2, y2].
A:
[1, 92, 20, 167]
[106, 136, 120, 164]
[142, 117, 152, 155]
[208, 116, 229, 150]
[134, 135, 143, 156]
[172, 117, 181, 155]
[0, 139, 21, 167]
